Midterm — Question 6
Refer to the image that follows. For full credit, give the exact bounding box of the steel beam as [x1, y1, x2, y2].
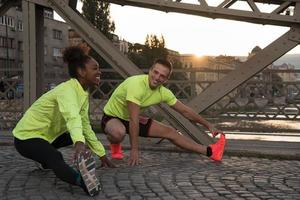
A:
[35, 5, 44, 98]
[46, 0, 213, 144]
[105, 0, 299, 27]
[68, 0, 77, 9]
[47, 0, 141, 77]
[246, 0, 259, 13]
[26, 0, 65, 7]
[22, 0, 37, 110]
[248, 0, 294, 4]
[218, 0, 237, 8]
[271, 2, 293, 14]
[186, 27, 300, 113]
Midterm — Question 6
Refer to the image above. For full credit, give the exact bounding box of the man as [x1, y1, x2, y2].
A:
[101, 58, 226, 166]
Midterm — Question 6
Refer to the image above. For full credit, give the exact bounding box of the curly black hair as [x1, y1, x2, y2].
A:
[62, 45, 91, 78]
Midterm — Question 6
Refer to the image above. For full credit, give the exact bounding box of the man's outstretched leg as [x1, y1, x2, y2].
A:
[148, 120, 226, 161]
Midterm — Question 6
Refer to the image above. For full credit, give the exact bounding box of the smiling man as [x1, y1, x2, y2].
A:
[101, 58, 226, 166]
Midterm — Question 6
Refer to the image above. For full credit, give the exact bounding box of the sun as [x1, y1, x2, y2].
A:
[194, 52, 205, 57]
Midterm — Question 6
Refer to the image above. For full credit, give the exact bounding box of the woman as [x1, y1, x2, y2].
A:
[13, 46, 114, 196]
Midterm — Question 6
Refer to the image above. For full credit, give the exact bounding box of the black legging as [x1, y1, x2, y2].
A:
[14, 133, 81, 186]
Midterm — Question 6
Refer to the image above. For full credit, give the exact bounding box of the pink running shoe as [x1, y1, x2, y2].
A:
[209, 133, 226, 161]
[110, 144, 123, 159]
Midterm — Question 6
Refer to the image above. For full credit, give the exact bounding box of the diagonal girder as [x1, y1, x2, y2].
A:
[104, 0, 299, 27]
[44, 0, 213, 144]
[186, 27, 300, 113]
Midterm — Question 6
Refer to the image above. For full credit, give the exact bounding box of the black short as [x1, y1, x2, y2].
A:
[101, 113, 153, 137]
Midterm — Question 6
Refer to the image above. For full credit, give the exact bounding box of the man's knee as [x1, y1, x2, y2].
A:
[106, 127, 126, 143]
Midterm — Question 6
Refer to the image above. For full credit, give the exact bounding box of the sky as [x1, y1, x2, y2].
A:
[55, 1, 300, 56]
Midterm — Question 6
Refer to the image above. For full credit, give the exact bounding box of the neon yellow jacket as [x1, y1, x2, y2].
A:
[13, 78, 105, 157]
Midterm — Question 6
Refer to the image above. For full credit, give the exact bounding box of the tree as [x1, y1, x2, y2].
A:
[81, 0, 117, 98]
[81, 0, 115, 40]
[128, 34, 169, 68]
[81, 0, 115, 69]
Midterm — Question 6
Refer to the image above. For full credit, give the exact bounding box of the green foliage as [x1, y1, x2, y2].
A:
[81, 0, 119, 97]
[81, 0, 115, 69]
[81, 0, 115, 40]
[128, 34, 168, 69]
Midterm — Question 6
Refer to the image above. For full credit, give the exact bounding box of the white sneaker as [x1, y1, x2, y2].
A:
[76, 154, 101, 196]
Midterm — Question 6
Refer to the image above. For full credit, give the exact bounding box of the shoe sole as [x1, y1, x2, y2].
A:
[77, 154, 101, 196]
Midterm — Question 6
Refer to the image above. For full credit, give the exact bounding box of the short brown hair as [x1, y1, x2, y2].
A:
[152, 58, 173, 75]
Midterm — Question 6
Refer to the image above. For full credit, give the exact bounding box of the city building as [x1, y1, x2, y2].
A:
[0, 6, 69, 92]
[69, 29, 130, 54]
[0, 6, 23, 79]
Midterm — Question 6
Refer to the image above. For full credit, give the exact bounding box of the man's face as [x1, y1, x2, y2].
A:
[148, 63, 171, 89]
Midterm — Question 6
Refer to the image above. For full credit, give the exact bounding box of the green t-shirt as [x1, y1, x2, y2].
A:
[13, 78, 106, 157]
[103, 74, 177, 120]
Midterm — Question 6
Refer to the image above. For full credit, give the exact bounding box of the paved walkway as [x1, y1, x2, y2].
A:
[0, 133, 300, 199]
[1, 146, 300, 200]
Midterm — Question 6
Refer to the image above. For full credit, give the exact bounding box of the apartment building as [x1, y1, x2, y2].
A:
[0, 6, 69, 91]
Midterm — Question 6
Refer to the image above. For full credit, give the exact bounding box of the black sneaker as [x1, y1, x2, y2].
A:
[76, 154, 101, 196]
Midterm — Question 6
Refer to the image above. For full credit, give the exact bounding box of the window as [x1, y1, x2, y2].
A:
[0, 16, 15, 28]
[0, 16, 4, 25]
[18, 62, 23, 69]
[44, 9, 54, 19]
[53, 29, 62, 40]
[44, 27, 48, 37]
[53, 48, 62, 57]
[44, 46, 47, 55]
[18, 41, 23, 51]
[0, 36, 14, 48]
[17, 20, 23, 31]
[0, 58, 15, 69]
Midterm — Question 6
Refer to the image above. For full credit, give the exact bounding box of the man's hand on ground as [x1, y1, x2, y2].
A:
[129, 148, 139, 166]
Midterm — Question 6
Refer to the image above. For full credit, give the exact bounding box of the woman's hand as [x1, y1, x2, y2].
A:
[74, 141, 91, 161]
[100, 155, 117, 168]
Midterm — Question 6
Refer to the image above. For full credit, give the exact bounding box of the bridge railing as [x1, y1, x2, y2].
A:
[1, 67, 300, 133]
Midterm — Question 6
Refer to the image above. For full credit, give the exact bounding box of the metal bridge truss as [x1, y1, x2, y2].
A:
[1, 0, 300, 144]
